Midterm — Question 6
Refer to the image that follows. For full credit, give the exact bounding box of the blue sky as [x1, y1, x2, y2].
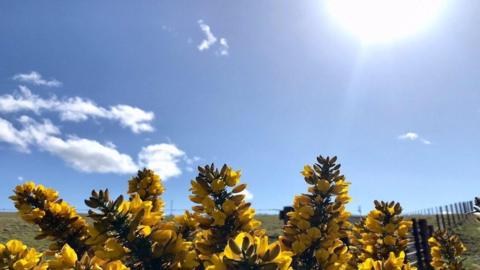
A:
[0, 1, 479, 214]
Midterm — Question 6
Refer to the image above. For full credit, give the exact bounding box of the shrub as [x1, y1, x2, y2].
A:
[3, 155, 447, 270]
[428, 230, 466, 270]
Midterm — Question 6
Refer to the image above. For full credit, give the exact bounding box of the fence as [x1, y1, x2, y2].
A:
[278, 199, 476, 270]
[405, 199, 475, 269]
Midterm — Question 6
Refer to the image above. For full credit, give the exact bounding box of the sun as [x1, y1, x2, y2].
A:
[326, 0, 447, 44]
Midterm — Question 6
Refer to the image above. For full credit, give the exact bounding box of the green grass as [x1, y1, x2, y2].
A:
[257, 214, 285, 241]
[453, 219, 480, 269]
[0, 213, 478, 269]
[0, 212, 50, 251]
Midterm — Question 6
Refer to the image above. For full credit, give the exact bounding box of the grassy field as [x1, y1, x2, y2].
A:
[453, 220, 480, 269]
[1, 213, 478, 269]
[0, 212, 51, 251]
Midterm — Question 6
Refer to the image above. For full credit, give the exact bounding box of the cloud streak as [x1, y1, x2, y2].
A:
[0, 86, 154, 133]
[398, 132, 431, 145]
[13, 71, 62, 87]
[0, 116, 190, 178]
[0, 116, 137, 173]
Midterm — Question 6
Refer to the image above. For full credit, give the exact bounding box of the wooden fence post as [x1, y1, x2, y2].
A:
[418, 219, 433, 270]
[445, 205, 452, 228]
[435, 212, 441, 230]
[462, 202, 467, 219]
[439, 206, 446, 230]
[464, 201, 469, 216]
[450, 204, 456, 226]
[411, 219, 424, 270]
[454, 203, 461, 224]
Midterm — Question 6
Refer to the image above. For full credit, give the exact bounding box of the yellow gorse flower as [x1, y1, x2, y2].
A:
[204, 232, 293, 270]
[280, 156, 352, 270]
[47, 243, 131, 270]
[0, 240, 45, 270]
[189, 164, 262, 267]
[85, 171, 198, 270]
[9, 182, 90, 255]
[428, 230, 466, 270]
[5, 155, 434, 270]
[358, 252, 415, 270]
[127, 168, 165, 215]
[351, 201, 415, 270]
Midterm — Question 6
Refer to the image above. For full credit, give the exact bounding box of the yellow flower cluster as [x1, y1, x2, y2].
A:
[48, 243, 130, 270]
[9, 182, 90, 255]
[352, 201, 414, 270]
[6, 155, 426, 270]
[189, 164, 262, 265]
[358, 252, 413, 270]
[207, 232, 293, 270]
[280, 156, 352, 269]
[174, 211, 199, 242]
[428, 230, 466, 270]
[0, 240, 46, 270]
[127, 168, 165, 215]
[86, 179, 197, 269]
[0, 239, 132, 270]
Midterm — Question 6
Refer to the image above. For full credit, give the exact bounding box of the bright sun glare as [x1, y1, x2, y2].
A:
[326, 0, 447, 44]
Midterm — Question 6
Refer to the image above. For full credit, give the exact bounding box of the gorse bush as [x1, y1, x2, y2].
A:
[428, 230, 466, 270]
[351, 201, 414, 270]
[0, 155, 466, 270]
[279, 156, 351, 270]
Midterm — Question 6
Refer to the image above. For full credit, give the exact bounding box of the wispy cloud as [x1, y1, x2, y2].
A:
[197, 20, 217, 51]
[398, 132, 431, 145]
[13, 71, 62, 87]
[0, 116, 190, 178]
[0, 86, 154, 133]
[0, 73, 196, 178]
[218, 38, 229, 56]
[197, 20, 229, 56]
[0, 116, 137, 173]
[398, 132, 419, 141]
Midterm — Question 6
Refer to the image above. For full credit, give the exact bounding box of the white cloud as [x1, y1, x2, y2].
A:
[38, 136, 138, 174]
[0, 116, 59, 152]
[398, 132, 419, 141]
[398, 132, 431, 145]
[197, 20, 218, 51]
[218, 38, 229, 56]
[0, 86, 154, 133]
[420, 138, 431, 145]
[239, 189, 254, 201]
[0, 116, 137, 173]
[0, 117, 30, 151]
[0, 83, 188, 176]
[110, 105, 154, 133]
[138, 143, 186, 180]
[183, 155, 201, 165]
[197, 20, 229, 56]
[13, 71, 62, 87]
[0, 86, 55, 114]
